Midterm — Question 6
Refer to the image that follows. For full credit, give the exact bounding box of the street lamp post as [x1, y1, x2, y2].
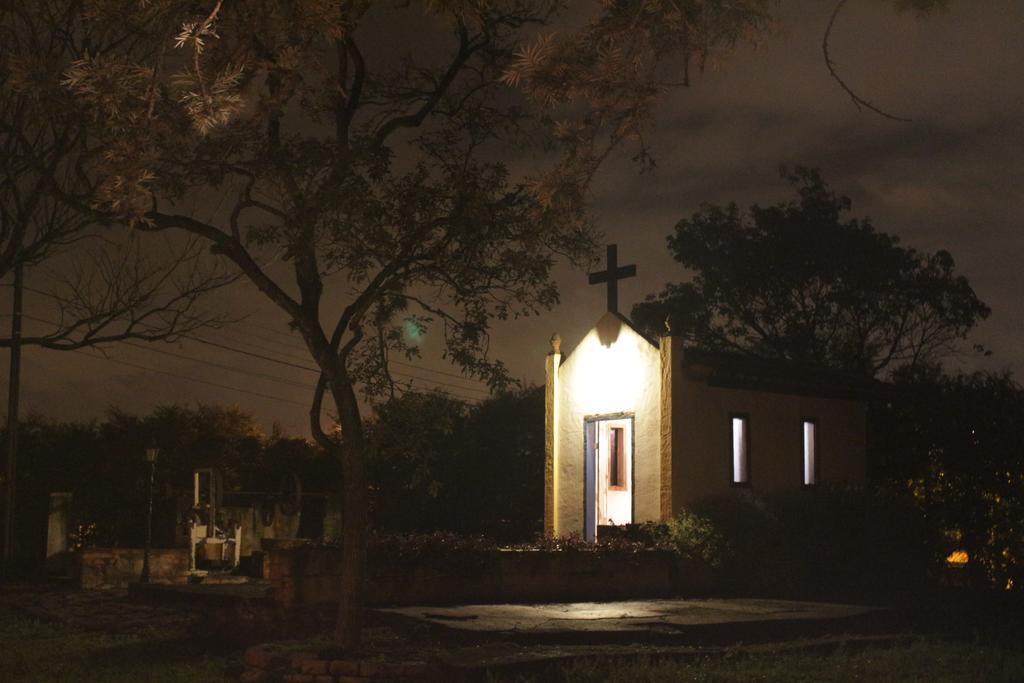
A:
[140, 442, 159, 583]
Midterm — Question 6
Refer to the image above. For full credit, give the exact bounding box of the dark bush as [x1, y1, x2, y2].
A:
[870, 368, 1024, 591]
[366, 530, 498, 574]
[366, 387, 544, 543]
[771, 483, 937, 597]
[677, 484, 939, 599]
[519, 524, 673, 555]
[664, 510, 727, 568]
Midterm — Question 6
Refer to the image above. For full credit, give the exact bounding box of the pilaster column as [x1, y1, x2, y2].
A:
[544, 334, 561, 536]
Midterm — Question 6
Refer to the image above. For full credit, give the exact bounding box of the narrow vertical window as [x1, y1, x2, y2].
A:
[731, 416, 749, 484]
[609, 426, 626, 488]
[803, 420, 817, 486]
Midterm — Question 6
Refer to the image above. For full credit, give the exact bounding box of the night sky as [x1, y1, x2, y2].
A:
[3, 0, 1022, 436]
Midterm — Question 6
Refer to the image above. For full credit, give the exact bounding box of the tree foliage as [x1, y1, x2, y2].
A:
[367, 387, 543, 542]
[870, 367, 1024, 591]
[0, 1, 233, 349]
[633, 167, 989, 376]
[0, 0, 92, 277]
[53, 0, 780, 408]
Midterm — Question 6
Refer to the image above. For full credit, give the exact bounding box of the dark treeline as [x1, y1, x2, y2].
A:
[2, 387, 544, 563]
[3, 376, 1021, 590]
[4, 405, 335, 559]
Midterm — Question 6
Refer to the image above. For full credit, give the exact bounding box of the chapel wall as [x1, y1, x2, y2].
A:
[670, 370, 867, 511]
[552, 313, 662, 537]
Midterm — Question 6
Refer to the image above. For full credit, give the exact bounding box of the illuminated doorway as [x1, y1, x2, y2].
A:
[583, 414, 634, 541]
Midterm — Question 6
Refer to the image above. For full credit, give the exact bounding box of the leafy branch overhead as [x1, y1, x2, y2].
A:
[1, 2, 234, 348]
[59, 0, 779, 415]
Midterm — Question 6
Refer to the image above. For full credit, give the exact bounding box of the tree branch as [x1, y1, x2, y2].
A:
[0, 240, 236, 350]
[144, 211, 305, 324]
[822, 0, 911, 123]
[336, 37, 365, 145]
[372, 23, 484, 147]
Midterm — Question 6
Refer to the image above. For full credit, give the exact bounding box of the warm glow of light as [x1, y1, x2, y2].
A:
[599, 419, 632, 526]
[946, 550, 969, 566]
[572, 330, 649, 415]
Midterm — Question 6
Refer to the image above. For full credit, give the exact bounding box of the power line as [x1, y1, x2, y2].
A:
[16, 290, 492, 399]
[22, 334, 483, 409]
[390, 368, 490, 395]
[218, 321, 311, 354]
[226, 318, 490, 385]
[68, 348, 313, 408]
[390, 357, 489, 385]
[189, 335, 319, 372]
[231, 318, 305, 343]
[21, 314, 485, 402]
[20, 314, 313, 390]
[207, 325, 490, 387]
[207, 330, 319, 364]
[189, 335, 490, 396]
[392, 382, 481, 405]
[120, 340, 313, 389]
[18, 285, 490, 386]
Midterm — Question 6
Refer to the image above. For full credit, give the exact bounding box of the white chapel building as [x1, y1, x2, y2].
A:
[544, 245, 871, 541]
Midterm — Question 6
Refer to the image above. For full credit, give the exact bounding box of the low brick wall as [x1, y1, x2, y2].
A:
[265, 544, 715, 608]
[76, 547, 190, 589]
[243, 645, 430, 683]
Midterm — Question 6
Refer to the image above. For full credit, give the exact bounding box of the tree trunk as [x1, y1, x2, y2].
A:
[332, 381, 368, 650]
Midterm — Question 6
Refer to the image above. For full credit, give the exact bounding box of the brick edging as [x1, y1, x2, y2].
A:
[242, 644, 431, 682]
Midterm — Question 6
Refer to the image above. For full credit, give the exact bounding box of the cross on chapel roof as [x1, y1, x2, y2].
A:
[588, 244, 636, 314]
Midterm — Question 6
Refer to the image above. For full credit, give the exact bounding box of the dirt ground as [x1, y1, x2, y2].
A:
[3, 581, 1023, 679]
[0, 582, 200, 636]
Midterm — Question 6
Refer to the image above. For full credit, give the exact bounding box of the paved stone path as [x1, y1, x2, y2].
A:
[382, 598, 877, 635]
[5, 583, 913, 679]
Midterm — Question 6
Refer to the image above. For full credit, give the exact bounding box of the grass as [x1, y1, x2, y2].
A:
[0, 606, 232, 682]
[4, 595, 1023, 683]
[488, 639, 1024, 683]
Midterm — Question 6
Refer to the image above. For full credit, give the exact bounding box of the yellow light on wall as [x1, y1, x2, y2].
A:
[946, 550, 969, 566]
[571, 330, 649, 414]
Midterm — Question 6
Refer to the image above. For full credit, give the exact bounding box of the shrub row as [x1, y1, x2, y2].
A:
[350, 483, 936, 599]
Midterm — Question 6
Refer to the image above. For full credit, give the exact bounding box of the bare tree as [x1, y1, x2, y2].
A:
[1, 1, 234, 347]
[0, 236, 236, 350]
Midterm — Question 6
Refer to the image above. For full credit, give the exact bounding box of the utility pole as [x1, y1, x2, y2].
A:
[2, 260, 23, 575]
